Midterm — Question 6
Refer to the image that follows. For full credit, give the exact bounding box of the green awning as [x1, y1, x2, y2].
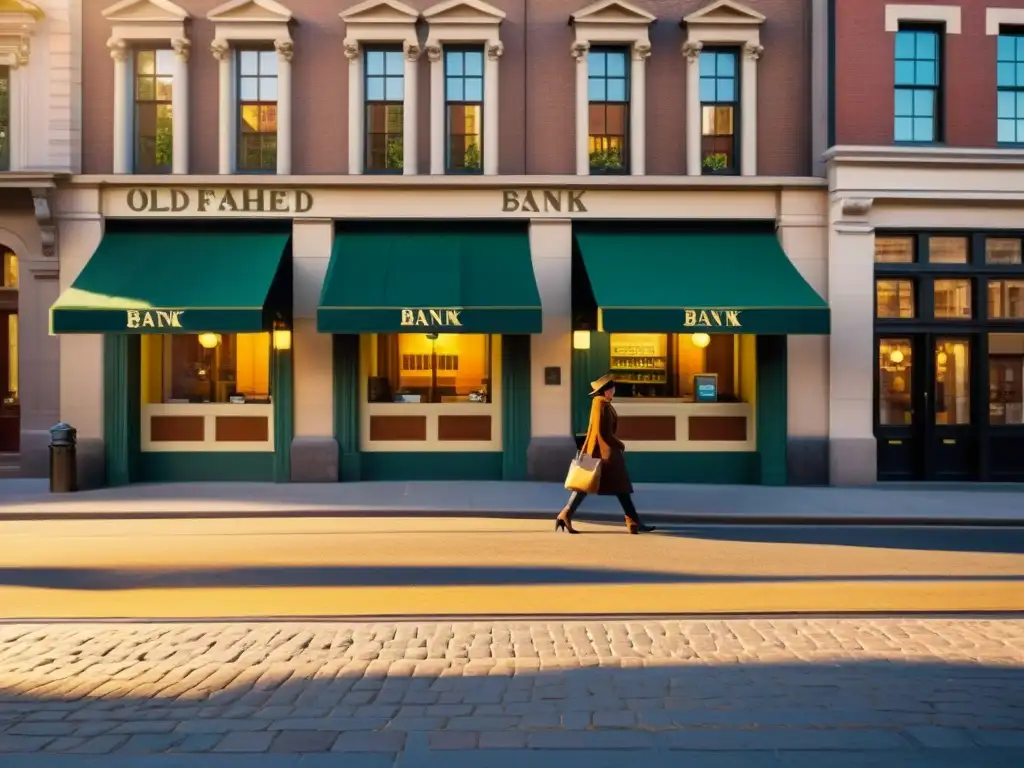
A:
[576, 231, 830, 334]
[318, 227, 542, 334]
[50, 231, 290, 334]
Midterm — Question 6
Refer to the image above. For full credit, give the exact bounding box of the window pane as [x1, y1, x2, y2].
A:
[606, 52, 625, 76]
[698, 51, 716, 74]
[988, 279, 1024, 318]
[894, 117, 913, 141]
[915, 31, 937, 60]
[998, 89, 1017, 119]
[367, 334, 492, 404]
[894, 60, 916, 86]
[137, 50, 155, 75]
[989, 333, 1024, 424]
[876, 279, 915, 318]
[385, 51, 403, 73]
[928, 236, 968, 263]
[588, 78, 606, 101]
[366, 76, 385, 101]
[365, 103, 403, 172]
[137, 76, 155, 101]
[155, 76, 173, 101]
[448, 78, 465, 101]
[998, 61, 1017, 88]
[2, 250, 16, 288]
[878, 339, 913, 425]
[384, 76, 404, 101]
[894, 31, 916, 59]
[875, 236, 915, 263]
[716, 78, 735, 102]
[239, 50, 259, 76]
[699, 77, 716, 102]
[716, 52, 735, 77]
[589, 50, 605, 76]
[259, 77, 278, 102]
[934, 339, 970, 425]
[605, 103, 626, 135]
[912, 116, 933, 141]
[239, 77, 258, 101]
[588, 103, 607, 134]
[150, 333, 272, 404]
[606, 78, 626, 102]
[934, 279, 972, 319]
[259, 51, 278, 75]
[6, 313, 15, 405]
[447, 50, 463, 76]
[464, 51, 482, 76]
[240, 104, 260, 132]
[986, 238, 1022, 265]
[464, 78, 482, 102]
[155, 49, 175, 76]
[366, 50, 384, 74]
[999, 119, 1018, 143]
[607, 333, 741, 400]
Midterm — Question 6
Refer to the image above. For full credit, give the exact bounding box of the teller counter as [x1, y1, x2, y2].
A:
[611, 399, 755, 452]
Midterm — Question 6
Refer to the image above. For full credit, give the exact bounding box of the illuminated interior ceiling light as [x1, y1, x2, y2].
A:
[198, 333, 221, 349]
[889, 348, 904, 365]
[572, 330, 591, 350]
[691, 333, 711, 349]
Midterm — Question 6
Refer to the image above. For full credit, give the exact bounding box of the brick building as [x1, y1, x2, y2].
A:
[50, 0, 833, 488]
[828, 0, 1024, 483]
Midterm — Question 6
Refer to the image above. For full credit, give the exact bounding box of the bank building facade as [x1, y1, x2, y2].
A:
[44, 0, 843, 488]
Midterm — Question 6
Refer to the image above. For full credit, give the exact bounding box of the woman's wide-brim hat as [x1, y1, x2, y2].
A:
[588, 374, 616, 397]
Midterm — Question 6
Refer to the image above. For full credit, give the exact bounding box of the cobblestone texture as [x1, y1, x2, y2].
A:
[0, 618, 1020, 764]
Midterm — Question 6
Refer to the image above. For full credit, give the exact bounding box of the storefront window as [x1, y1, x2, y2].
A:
[367, 334, 491, 404]
[878, 338, 912, 425]
[876, 279, 915, 318]
[874, 236, 914, 263]
[934, 279, 972, 319]
[2, 250, 15, 287]
[989, 333, 1024, 425]
[608, 333, 741, 401]
[988, 279, 1024, 319]
[141, 333, 272, 404]
[4, 314, 15, 405]
[934, 338, 970, 425]
[986, 237, 1022, 265]
[928, 236, 969, 264]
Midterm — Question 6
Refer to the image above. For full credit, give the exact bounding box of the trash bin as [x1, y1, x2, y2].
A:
[49, 422, 78, 493]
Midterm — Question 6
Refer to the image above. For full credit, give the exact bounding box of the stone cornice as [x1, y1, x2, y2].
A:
[826, 145, 1024, 168]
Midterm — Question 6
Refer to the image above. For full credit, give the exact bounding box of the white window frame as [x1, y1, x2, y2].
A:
[0, 1, 43, 172]
[570, 0, 653, 177]
[103, 0, 191, 175]
[208, 0, 294, 176]
[988, 9, 1024, 35]
[682, 0, 764, 177]
[885, 5, 961, 34]
[423, 0, 504, 176]
[340, 0, 421, 176]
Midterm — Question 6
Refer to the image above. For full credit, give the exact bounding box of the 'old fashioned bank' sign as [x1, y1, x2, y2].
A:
[125, 187, 314, 214]
[683, 309, 742, 328]
[501, 189, 588, 213]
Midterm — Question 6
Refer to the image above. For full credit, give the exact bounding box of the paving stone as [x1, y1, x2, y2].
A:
[332, 731, 406, 752]
[0, 735, 54, 753]
[429, 731, 479, 750]
[118, 733, 185, 753]
[269, 729, 339, 753]
[214, 731, 276, 753]
[110, 720, 179, 734]
[64, 735, 128, 754]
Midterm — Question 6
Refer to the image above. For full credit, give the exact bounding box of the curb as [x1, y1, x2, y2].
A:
[0, 507, 1021, 526]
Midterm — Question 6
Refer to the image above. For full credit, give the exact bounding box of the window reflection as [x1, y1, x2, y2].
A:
[876, 279, 915, 318]
[928, 236, 968, 264]
[142, 334, 272, 404]
[989, 333, 1024, 425]
[608, 333, 743, 401]
[875, 236, 915, 263]
[934, 339, 970, 425]
[1, 251, 15, 288]
[988, 279, 1024, 319]
[367, 334, 491, 404]
[878, 339, 912, 425]
[934, 279, 972, 319]
[986, 237, 1022, 265]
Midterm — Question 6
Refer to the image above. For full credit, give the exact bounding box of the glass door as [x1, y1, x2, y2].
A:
[927, 335, 977, 480]
[876, 337, 920, 480]
[0, 311, 18, 453]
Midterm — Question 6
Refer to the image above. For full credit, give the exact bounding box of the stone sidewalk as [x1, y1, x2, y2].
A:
[2, 478, 1024, 525]
[0, 618, 1021, 766]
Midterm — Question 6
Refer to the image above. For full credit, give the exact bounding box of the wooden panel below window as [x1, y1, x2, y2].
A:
[616, 415, 676, 441]
[150, 415, 205, 442]
[216, 415, 269, 442]
[688, 415, 748, 442]
[370, 414, 427, 441]
[437, 414, 492, 441]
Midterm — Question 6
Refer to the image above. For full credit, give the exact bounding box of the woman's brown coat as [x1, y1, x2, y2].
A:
[582, 397, 634, 496]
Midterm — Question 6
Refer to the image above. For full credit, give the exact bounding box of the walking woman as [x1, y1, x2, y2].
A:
[556, 374, 656, 535]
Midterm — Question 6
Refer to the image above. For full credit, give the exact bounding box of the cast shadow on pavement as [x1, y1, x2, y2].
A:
[0, 650, 1021, 767]
[0, 565, 1022, 591]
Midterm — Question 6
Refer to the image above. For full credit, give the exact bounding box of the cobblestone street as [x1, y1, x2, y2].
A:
[0, 618, 1021, 766]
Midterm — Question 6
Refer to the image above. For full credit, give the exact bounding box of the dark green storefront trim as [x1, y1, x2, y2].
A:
[331, 333, 532, 481]
[52, 231, 291, 334]
[575, 231, 829, 335]
[138, 453, 274, 482]
[624, 452, 759, 484]
[318, 224, 542, 334]
[103, 335, 140, 487]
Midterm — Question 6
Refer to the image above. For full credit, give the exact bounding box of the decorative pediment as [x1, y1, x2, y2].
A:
[683, 0, 765, 27]
[339, 0, 419, 24]
[207, 0, 292, 24]
[423, 0, 505, 24]
[101, 0, 189, 22]
[570, 0, 655, 26]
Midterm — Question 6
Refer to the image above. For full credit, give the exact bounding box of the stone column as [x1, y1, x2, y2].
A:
[829, 197, 877, 485]
[171, 38, 190, 174]
[572, 42, 590, 176]
[403, 40, 420, 175]
[427, 43, 444, 175]
[630, 41, 649, 176]
[108, 38, 130, 174]
[291, 218, 337, 482]
[344, 39, 363, 175]
[682, 40, 702, 177]
[212, 38, 232, 174]
[275, 39, 293, 175]
[741, 42, 762, 176]
[484, 40, 502, 175]
[526, 219, 577, 481]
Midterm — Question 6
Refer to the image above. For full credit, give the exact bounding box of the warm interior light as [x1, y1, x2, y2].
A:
[691, 333, 711, 349]
[272, 329, 292, 351]
[889, 348, 904, 365]
[937, 351, 948, 365]
[573, 330, 591, 350]
[197, 333, 221, 349]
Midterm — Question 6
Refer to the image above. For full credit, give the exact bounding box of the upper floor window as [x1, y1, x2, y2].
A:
[237, 50, 278, 173]
[134, 49, 174, 174]
[0, 67, 9, 172]
[997, 31, 1024, 144]
[699, 49, 739, 175]
[893, 27, 941, 143]
[445, 48, 483, 174]
[365, 47, 404, 173]
[587, 48, 628, 174]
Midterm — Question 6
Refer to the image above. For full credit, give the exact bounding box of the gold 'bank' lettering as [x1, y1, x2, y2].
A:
[399, 308, 464, 327]
[125, 310, 184, 329]
[683, 309, 742, 328]
[501, 189, 587, 213]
